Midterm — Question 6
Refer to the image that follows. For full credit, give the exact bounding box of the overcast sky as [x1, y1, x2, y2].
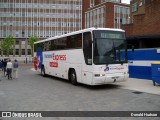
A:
[121, 0, 130, 4]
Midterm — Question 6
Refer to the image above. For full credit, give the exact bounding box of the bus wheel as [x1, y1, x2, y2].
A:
[70, 69, 77, 85]
[41, 66, 46, 77]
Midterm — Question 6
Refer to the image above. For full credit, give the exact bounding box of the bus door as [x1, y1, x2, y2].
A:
[82, 32, 93, 85]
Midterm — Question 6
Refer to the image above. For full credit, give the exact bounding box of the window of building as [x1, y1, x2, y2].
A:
[132, 2, 138, 12]
[90, 0, 94, 7]
[22, 12, 25, 17]
[16, 40, 19, 45]
[3, 30, 6, 37]
[15, 31, 19, 37]
[15, 49, 19, 55]
[22, 49, 25, 55]
[22, 30, 25, 37]
[28, 49, 31, 55]
[21, 40, 25, 45]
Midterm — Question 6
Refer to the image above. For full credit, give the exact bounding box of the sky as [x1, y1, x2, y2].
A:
[121, 0, 130, 4]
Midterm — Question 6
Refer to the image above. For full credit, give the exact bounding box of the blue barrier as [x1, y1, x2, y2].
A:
[128, 49, 160, 80]
[151, 63, 160, 85]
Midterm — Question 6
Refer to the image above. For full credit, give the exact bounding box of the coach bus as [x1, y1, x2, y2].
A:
[34, 28, 128, 85]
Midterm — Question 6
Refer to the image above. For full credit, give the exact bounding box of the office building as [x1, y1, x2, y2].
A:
[82, 0, 130, 29]
[0, 0, 82, 57]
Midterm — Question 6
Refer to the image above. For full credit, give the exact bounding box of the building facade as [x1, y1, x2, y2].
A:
[122, 0, 160, 48]
[82, 0, 130, 29]
[0, 0, 82, 57]
[130, 0, 145, 23]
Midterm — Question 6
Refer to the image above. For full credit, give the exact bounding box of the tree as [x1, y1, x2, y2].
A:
[29, 35, 38, 56]
[0, 35, 14, 56]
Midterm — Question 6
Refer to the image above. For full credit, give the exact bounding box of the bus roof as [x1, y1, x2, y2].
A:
[34, 27, 125, 44]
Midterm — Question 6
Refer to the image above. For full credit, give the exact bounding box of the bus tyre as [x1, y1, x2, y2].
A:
[41, 66, 46, 77]
[70, 69, 77, 85]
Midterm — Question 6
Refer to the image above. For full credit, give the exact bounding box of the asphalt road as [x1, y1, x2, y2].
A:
[0, 65, 160, 120]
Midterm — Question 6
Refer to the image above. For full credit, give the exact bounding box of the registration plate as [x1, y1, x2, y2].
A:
[112, 76, 119, 79]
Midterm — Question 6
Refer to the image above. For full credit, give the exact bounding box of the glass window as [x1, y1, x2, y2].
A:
[36, 42, 44, 52]
[3, 30, 6, 37]
[22, 49, 25, 55]
[15, 49, 19, 55]
[16, 40, 19, 45]
[43, 41, 50, 51]
[90, 0, 94, 7]
[132, 2, 138, 12]
[67, 34, 82, 49]
[22, 30, 25, 37]
[83, 32, 92, 65]
[21, 40, 25, 45]
[93, 30, 126, 65]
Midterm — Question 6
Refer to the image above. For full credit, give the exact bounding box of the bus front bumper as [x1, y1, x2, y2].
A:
[92, 73, 129, 85]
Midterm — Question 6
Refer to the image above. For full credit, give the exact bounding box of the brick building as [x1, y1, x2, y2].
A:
[0, 0, 82, 57]
[82, 0, 130, 29]
[122, 0, 160, 48]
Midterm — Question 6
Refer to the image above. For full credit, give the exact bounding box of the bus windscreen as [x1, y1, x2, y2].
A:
[93, 30, 127, 65]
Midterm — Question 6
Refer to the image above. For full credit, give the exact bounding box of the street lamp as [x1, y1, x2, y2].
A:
[25, 24, 28, 64]
[10, 13, 15, 57]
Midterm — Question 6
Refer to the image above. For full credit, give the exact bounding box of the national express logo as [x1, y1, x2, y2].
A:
[104, 66, 124, 71]
[34, 48, 43, 70]
[44, 53, 66, 61]
[52, 53, 66, 61]
[34, 52, 66, 70]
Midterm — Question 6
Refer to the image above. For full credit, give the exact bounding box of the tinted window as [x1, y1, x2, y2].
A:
[43, 41, 51, 51]
[36, 42, 44, 52]
[83, 32, 92, 65]
[35, 33, 82, 51]
[67, 34, 82, 49]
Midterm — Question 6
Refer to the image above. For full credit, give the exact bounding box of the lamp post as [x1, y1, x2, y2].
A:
[10, 13, 15, 57]
[25, 24, 28, 64]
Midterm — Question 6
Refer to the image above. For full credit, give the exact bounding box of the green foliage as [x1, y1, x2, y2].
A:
[0, 35, 14, 56]
[29, 35, 38, 49]
[29, 35, 38, 56]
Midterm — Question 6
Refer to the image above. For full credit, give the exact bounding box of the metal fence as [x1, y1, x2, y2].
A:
[0, 57, 33, 64]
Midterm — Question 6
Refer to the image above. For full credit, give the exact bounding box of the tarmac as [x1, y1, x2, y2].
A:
[115, 78, 160, 95]
[30, 65, 160, 95]
[7, 63, 160, 96]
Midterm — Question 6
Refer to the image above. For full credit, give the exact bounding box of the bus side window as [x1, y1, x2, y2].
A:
[37, 43, 44, 52]
[83, 32, 92, 65]
[50, 40, 57, 50]
[75, 33, 82, 48]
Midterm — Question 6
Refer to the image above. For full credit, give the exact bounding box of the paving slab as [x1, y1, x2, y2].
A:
[115, 78, 160, 95]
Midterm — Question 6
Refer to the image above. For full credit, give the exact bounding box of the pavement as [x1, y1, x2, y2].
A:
[115, 78, 160, 95]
